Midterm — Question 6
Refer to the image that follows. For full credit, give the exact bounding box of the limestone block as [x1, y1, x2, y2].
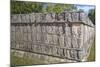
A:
[35, 13, 42, 23]
[65, 12, 72, 22]
[11, 15, 21, 23]
[71, 12, 79, 22]
[79, 12, 86, 22]
[29, 13, 35, 23]
[57, 13, 65, 22]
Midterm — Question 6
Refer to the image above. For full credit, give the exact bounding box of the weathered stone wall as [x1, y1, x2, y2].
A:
[11, 11, 95, 63]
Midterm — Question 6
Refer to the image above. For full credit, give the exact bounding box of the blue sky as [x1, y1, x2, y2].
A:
[76, 5, 95, 14]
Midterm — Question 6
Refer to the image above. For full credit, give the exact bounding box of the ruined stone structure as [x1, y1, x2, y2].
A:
[11, 11, 95, 64]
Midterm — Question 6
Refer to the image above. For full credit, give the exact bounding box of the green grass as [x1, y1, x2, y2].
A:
[11, 54, 46, 66]
[87, 41, 95, 61]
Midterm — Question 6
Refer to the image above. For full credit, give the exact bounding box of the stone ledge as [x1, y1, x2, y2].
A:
[11, 12, 94, 27]
[11, 49, 78, 64]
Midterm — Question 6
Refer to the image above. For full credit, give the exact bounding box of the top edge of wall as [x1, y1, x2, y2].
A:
[15, 0, 96, 5]
[11, 11, 95, 27]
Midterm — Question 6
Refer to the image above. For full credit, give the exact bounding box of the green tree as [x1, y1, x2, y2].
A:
[45, 4, 76, 13]
[88, 9, 95, 25]
[63, 4, 76, 11]
[46, 4, 54, 13]
[11, 1, 77, 14]
[53, 4, 63, 13]
[11, 1, 43, 14]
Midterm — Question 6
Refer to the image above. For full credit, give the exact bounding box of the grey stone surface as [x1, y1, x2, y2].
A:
[11, 11, 95, 63]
